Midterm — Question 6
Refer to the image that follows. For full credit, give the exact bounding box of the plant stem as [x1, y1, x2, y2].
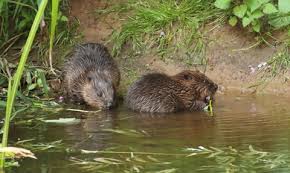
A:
[0, 0, 48, 168]
[49, 0, 59, 74]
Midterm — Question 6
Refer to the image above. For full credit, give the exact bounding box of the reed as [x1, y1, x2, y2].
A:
[0, 0, 58, 168]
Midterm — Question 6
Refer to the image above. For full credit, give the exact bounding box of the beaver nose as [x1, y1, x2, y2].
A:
[106, 102, 114, 109]
[213, 84, 218, 91]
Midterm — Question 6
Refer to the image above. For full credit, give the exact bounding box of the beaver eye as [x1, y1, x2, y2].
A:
[97, 92, 103, 97]
[87, 76, 92, 82]
[183, 74, 192, 80]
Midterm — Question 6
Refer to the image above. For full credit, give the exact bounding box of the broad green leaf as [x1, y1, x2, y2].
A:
[37, 78, 43, 87]
[261, 0, 270, 3]
[252, 10, 264, 19]
[245, 0, 262, 12]
[28, 83, 37, 91]
[278, 0, 290, 13]
[38, 70, 49, 95]
[233, 4, 247, 18]
[252, 21, 261, 32]
[269, 15, 290, 28]
[242, 17, 251, 27]
[263, 3, 278, 14]
[228, 16, 238, 26]
[214, 0, 232, 10]
[60, 15, 68, 22]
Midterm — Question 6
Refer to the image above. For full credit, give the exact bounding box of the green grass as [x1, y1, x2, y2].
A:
[248, 42, 290, 90]
[267, 45, 290, 77]
[0, 0, 78, 68]
[109, 0, 224, 64]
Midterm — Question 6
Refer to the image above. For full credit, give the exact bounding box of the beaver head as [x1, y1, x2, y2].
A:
[81, 71, 116, 110]
[173, 70, 218, 104]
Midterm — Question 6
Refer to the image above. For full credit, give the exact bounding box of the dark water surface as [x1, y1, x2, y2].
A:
[7, 94, 290, 172]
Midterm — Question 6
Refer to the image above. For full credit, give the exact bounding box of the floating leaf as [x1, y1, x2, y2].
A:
[102, 129, 144, 137]
[214, 0, 232, 10]
[0, 147, 36, 159]
[233, 4, 247, 18]
[155, 168, 177, 173]
[42, 118, 81, 125]
[229, 16, 238, 26]
[263, 3, 278, 14]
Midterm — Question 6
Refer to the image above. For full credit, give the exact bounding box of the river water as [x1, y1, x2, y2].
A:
[7, 94, 290, 173]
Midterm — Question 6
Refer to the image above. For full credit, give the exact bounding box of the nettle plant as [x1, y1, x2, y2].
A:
[214, 0, 290, 32]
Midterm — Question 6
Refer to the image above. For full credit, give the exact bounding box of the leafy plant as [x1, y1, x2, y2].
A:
[214, 0, 290, 32]
[23, 67, 50, 96]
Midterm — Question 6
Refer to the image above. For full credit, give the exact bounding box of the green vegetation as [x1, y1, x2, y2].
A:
[267, 43, 290, 77]
[251, 41, 290, 89]
[109, 0, 224, 64]
[214, 0, 290, 32]
[0, 0, 80, 98]
[0, 0, 60, 168]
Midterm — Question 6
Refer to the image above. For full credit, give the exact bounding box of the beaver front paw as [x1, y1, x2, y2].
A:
[190, 100, 207, 111]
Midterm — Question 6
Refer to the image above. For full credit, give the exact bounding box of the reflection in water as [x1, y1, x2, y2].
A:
[9, 94, 290, 173]
[64, 110, 119, 150]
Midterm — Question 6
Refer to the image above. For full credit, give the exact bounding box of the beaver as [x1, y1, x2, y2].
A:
[63, 43, 120, 109]
[125, 70, 218, 113]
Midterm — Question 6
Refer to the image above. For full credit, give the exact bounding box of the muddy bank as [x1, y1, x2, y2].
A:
[70, 0, 290, 96]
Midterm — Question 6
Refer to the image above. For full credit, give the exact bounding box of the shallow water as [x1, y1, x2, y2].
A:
[7, 94, 290, 172]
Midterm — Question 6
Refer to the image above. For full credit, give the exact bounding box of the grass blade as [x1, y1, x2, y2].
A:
[0, 0, 48, 168]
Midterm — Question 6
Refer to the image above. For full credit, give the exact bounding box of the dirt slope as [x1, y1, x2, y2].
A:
[70, 0, 290, 96]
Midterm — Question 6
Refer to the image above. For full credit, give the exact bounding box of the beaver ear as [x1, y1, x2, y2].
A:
[183, 74, 192, 80]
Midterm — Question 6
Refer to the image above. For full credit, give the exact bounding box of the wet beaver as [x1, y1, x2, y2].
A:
[125, 70, 218, 113]
[63, 43, 120, 109]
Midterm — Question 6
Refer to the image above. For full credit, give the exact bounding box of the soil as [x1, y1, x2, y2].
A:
[70, 0, 290, 96]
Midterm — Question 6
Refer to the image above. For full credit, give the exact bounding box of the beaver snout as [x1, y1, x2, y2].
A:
[104, 101, 114, 110]
[212, 83, 218, 92]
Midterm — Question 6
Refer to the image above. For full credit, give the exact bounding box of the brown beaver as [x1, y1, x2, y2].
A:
[125, 70, 218, 113]
[63, 43, 120, 109]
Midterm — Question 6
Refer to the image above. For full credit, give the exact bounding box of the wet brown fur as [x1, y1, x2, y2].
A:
[125, 70, 218, 113]
[63, 43, 120, 109]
